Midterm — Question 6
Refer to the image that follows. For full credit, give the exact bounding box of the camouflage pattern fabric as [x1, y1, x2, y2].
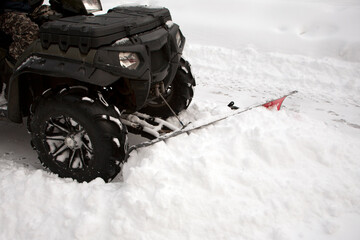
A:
[29, 4, 57, 21]
[0, 11, 39, 59]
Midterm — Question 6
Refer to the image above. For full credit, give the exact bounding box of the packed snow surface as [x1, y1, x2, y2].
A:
[1, 0, 360, 240]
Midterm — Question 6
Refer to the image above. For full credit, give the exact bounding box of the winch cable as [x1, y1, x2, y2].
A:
[159, 93, 186, 128]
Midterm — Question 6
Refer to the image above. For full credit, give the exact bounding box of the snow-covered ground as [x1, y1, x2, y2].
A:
[1, 0, 360, 239]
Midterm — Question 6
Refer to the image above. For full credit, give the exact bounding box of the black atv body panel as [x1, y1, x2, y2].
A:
[40, 6, 172, 54]
[6, 6, 187, 123]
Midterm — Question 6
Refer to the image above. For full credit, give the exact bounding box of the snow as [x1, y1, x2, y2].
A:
[99, 0, 360, 62]
[1, 0, 360, 240]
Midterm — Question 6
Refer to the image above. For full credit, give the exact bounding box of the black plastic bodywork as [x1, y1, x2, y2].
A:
[7, 6, 186, 123]
[40, 6, 172, 54]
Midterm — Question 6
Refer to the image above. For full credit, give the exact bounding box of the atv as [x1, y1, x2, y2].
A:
[0, 0, 195, 182]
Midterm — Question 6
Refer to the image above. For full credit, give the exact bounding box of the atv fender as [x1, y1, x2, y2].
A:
[7, 55, 121, 123]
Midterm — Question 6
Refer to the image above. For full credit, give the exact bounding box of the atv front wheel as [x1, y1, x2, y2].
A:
[29, 89, 128, 182]
[141, 59, 195, 118]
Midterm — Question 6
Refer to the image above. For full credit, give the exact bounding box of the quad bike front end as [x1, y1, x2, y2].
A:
[8, 6, 194, 123]
[93, 19, 188, 112]
[3, 4, 195, 182]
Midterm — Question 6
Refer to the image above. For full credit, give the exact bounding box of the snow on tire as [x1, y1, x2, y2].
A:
[29, 89, 128, 182]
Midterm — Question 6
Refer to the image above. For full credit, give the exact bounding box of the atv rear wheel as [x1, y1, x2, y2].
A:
[141, 59, 195, 119]
[29, 89, 128, 182]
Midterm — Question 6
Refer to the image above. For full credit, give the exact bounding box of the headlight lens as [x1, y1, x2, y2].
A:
[176, 31, 182, 48]
[82, 0, 102, 13]
[119, 52, 140, 70]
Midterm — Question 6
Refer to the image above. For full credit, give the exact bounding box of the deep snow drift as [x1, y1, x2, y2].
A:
[1, 0, 360, 240]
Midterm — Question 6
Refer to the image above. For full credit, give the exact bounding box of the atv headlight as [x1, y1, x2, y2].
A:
[176, 31, 182, 48]
[82, 0, 102, 13]
[118, 52, 140, 70]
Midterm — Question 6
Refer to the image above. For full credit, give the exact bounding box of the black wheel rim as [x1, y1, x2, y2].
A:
[44, 115, 93, 170]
